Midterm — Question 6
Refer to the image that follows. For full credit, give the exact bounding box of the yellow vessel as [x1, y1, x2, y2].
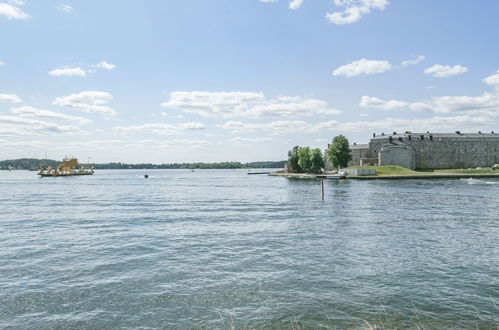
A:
[38, 157, 94, 177]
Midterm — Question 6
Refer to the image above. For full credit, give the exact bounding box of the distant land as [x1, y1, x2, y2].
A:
[0, 158, 286, 171]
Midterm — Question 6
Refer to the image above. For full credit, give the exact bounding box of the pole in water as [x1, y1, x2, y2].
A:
[321, 178, 324, 201]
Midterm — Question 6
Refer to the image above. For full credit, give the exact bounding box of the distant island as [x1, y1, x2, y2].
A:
[0, 158, 286, 171]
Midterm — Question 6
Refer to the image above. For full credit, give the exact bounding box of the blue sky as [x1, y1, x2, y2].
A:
[1, 0, 499, 163]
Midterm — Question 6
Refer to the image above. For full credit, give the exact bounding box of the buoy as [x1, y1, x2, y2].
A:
[321, 178, 324, 201]
[144, 174, 149, 178]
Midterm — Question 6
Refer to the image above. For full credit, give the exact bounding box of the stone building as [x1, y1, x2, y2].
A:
[349, 131, 499, 170]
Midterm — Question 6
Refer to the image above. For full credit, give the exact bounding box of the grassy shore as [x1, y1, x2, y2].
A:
[269, 166, 499, 180]
[348, 165, 499, 176]
[343, 165, 499, 180]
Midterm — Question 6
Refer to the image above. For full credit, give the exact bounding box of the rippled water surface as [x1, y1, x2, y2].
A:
[1, 169, 498, 329]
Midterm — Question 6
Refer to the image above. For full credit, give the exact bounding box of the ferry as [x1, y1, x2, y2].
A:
[38, 157, 94, 177]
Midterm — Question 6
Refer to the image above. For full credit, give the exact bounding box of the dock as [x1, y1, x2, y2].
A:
[268, 172, 345, 179]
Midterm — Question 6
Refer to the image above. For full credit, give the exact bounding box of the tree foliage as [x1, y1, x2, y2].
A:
[327, 135, 352, 169]
[309, 148, 324, 174]
[287, 145, 301, 172]
[297, 147, 311, 172]
[286, 146, 325, 173]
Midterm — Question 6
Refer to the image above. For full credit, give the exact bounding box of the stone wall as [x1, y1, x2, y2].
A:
[378, 144, 416, 169]
[368, 133, 499, 169]
[348, 144, 370, 167]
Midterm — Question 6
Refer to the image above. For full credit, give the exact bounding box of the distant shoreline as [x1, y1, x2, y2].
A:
[0, 158, 286, 171]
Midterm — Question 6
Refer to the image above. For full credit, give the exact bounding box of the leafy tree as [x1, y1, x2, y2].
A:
[287, 145, 301, 172]
[309, 148, 324, 173]
[297, 146, 311, 172]
[327, 135, 352, 169]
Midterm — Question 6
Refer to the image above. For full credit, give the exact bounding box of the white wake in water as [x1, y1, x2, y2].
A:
[460, 178, 499, 185]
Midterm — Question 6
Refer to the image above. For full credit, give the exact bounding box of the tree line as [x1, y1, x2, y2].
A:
[93, 161, 286, 169]
[0, 159, 286, 170]
[287, 135, 352, 173]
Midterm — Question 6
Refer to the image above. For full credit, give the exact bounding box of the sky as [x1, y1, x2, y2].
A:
[1, 0, 499, 163]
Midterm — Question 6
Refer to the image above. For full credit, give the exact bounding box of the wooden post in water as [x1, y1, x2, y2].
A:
[321, 178, 324, 201]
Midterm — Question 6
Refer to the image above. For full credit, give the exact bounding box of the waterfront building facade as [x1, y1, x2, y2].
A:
[348, 131, 499, 170]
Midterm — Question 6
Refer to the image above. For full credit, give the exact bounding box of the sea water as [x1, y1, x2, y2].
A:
[1, 169, 498, 328]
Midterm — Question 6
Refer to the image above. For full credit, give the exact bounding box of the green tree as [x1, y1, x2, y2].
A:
[309, 148, 324, 174]
[297, 146, 311, 172]
[287, 145, 301, 172]
[327, 135, 352, 169]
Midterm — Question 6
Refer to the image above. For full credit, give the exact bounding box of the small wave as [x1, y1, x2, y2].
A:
[460, 178, 485, 184]
[460, 178, 499, 185]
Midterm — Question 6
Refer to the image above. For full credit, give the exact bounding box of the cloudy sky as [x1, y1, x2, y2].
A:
[1, 0, 499, 163]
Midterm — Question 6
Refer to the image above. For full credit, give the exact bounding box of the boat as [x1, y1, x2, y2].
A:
[38, 157, 94, 177]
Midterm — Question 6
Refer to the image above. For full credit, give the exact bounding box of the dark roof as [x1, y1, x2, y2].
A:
[372, 132, 499, 140]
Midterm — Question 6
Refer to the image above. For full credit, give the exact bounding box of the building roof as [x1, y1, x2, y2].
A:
[371, 132, 499, 140]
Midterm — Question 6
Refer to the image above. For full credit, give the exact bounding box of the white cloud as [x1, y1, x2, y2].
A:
[10, 106, 92, 125]
[48, 66, 86, 77]
[289, 0, 304, 10]
[92, 61, 116, 70]
[0, 60, 4, 66]
[219, 116, 490, 134]
[219, 120, 310, 134]
[0, 139, 53, 149]
[0, 93, 21, 103]
[483, 70, 499, 88]
[360, 70, 499, 116]
[401, 55, 425, 67]
[333, 58, 392, 77]
[0, 1, 28, 19]
[227, 136, 273, 144]
[361, 93, 499, 117]
[313, 116, 489, 133]
[424, 64, 468, 78]
[360, 96, 409, 110]
[53, 91, 118, 117]
[57, 3, 73, 12]
[113, 122, 206, 135]
[258, 0, 302, 9]
[326, 0, 388, 24]
[48, 61, 116, 77]
[0, 115, 86, 136]
[260, 0, 387, 23]
[428, 93, 499, 116]
[161, 91, 341, 118]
